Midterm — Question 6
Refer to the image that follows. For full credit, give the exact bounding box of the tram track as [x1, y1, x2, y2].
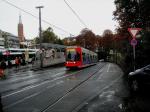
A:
[41, 63, 106, 112]
[1, 69, 80, 98]
[2, 63, 106, 111]
[0, 67, 66, 89]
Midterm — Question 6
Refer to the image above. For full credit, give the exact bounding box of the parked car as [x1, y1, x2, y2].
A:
[128, 64, 150, 92]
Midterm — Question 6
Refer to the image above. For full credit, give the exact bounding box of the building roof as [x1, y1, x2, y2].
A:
[0, 29, 19, 41]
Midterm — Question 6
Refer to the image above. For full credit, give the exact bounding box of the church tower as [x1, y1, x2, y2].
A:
[18, 14, 25, 45]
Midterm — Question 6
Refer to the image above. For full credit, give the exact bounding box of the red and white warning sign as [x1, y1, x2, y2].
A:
[128, 28, 142, 38]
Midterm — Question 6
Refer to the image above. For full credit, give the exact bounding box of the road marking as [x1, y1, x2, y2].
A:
[118, 104, 123, 109]
[46, 81, 64, 89]
[72, 74, 123, 112]
[3, 81, 65, 110]
[2, 71, 80, 99]
[97, 69, 105, 80]
[107, 64, 111, 72]
[3, 92, 39, 109]
[51, 72, 66, 78]
[42, 65, 106, 112]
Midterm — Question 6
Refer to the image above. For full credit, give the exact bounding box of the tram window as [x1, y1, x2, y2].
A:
[75, 51, 80, 61]
[82, 53, 86, 62]
[56, 48, 58, 52]
[66, 49, 78, 61]
[91, 55, 92, 60]
[61, 48, 65, 52]
[67, 51, 72, 60]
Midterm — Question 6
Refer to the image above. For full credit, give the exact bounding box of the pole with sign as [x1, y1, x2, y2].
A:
[128, 28, 142, 71]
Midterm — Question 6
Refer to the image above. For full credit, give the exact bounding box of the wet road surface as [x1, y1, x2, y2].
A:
[0, 62, 150, 112]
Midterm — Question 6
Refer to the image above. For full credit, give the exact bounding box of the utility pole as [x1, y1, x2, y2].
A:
[36, 6, 44, 48]
[36, 6, 44, 68]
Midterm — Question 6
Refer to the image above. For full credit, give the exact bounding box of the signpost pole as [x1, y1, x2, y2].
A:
[133, 46, 136, 71]
[128, 28, 142, 71]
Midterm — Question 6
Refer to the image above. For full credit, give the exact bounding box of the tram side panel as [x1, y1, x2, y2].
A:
[34, 49, 65, 68]
[65, 46, 98, 68]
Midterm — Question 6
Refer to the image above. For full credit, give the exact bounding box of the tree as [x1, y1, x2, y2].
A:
[113, 0, 150, 72]
[55, 38, 64, 45]
[42, 27, 58, 43]
[102, 29, 114, 53]
[34, 27, 64, 45]
[76, 28, 97, 51]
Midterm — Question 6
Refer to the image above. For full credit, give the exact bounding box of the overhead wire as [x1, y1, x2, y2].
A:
[63, 0, 88, 28]
[1, 0, 75, 36]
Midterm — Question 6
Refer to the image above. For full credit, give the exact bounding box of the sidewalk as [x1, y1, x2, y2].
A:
[4, 64, 32, 75]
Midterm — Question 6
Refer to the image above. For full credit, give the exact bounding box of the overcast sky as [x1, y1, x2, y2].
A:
[0, 0, 118, 39]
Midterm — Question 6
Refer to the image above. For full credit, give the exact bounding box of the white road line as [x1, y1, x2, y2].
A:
[98, 74, 123, 96]
[7, 75, 34, 82]
[3, 92, 39, 109]
[46, 81, 64, 89]
[97, 71, 105, 80]
[72, 74, 123, 112]
[51, 72, 66, 78]
[107, 64, 111, 72]
[4, 81, 65, 110]
[2, 71, 79, 99]
[6, 71, 65, 84]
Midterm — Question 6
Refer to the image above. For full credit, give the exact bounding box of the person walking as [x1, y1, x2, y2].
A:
[18, 57, 22, 67]
[0, 65, 4, 78]
[15, 57, 19, 70]
[0, 60, 6, 78]
[0, 60, 6, 70]
[8, 60, 12, 68]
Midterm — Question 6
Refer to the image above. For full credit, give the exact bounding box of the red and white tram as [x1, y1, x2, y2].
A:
[65, 46, 98, 68]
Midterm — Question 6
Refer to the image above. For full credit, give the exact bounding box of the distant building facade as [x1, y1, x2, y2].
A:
[63, 36, 76, 46]
[0, 30, 5, 48]
[0, 15, 30, 48]
[0, 29, 20, 48]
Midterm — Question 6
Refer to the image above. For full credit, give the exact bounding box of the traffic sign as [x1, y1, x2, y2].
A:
[131, 39, 137, 46]
[128, 28, 142, 38]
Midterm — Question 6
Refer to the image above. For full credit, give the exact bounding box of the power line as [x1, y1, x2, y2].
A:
[63, 0, 88, 28]
[1, 0, 75, 36]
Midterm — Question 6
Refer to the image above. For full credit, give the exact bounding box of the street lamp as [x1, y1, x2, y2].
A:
[36, 6, 44, 68]
[36, 6, 44, 48]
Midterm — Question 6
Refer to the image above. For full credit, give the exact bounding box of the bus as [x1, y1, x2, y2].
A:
[0, 48, 38, 65]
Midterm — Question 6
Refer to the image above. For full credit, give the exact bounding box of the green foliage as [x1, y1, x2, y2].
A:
[136, 31, 150, 67]
[113, 0, 150, 72]
[34, 27, 64, 45]
[42, 27, 57, 43]
[55, 38, 64, 45]
[34, 37, 40, 44]
[76, 28, 97, 51]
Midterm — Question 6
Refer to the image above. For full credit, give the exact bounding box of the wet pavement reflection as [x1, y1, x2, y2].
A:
[79, 76, 150, 112]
